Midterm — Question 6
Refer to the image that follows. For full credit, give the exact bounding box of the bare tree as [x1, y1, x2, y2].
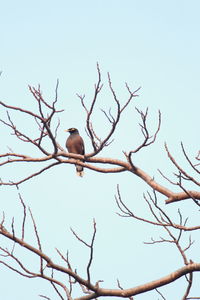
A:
[0, 64, 199, 299]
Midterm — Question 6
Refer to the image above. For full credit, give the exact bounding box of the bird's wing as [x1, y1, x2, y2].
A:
[66, 135, 85, 155]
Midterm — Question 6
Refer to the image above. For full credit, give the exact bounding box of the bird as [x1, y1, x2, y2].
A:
[65, 128, 85, 177]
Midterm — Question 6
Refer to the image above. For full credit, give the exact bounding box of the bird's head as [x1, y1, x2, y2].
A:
[65, 128, 79, 134]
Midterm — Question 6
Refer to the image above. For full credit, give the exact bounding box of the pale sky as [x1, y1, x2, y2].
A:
[0, 1, 200, 299]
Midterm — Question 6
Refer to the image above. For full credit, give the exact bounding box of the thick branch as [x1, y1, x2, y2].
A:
[1, 152, 199, 203]
[1, 224, 200, 299]
[75, 263, 200, 299]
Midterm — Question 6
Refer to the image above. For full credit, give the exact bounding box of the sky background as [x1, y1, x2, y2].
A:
[0, 1, 200, 299]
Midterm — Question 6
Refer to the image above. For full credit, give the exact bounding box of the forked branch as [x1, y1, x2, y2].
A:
[0, 198, 200, 300]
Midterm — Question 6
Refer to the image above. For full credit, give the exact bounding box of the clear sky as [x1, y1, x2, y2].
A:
[0, 1, 200, 299]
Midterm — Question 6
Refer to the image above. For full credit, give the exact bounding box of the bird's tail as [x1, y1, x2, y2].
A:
[76, 164, 84, 177]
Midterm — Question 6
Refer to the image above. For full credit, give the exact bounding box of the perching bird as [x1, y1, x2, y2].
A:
[65, 128, 85, 177]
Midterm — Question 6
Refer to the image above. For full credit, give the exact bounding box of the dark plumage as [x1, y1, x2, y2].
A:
[65, 128, 85, 177]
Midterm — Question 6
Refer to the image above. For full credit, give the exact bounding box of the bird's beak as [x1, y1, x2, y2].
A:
[64, 129, 69, 132]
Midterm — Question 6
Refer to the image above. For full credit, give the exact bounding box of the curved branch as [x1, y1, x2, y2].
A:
[0, 101, 43, 120]
[1, 152, 200, 203]
[1, 222, 200, 299]
[75, 263, 200, 299]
